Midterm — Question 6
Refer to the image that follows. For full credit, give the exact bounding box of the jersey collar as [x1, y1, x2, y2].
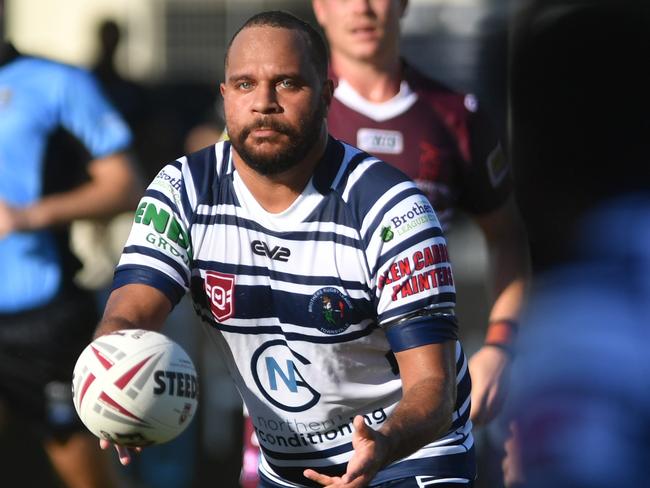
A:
[312, 136, 345, 194]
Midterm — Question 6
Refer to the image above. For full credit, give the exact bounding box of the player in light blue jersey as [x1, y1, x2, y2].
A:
[96, 11, 474, 487]
[0, 26, 139, 488]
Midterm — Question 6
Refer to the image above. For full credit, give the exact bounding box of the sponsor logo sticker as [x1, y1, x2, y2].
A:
[153, 168, 183, 193]
[380, 226, 394, 242]
[251, 240, 291, 262]
[387, 200, 437, 238]
[357, 128, 404, 154]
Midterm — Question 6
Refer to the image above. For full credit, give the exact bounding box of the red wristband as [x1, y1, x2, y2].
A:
[484, 319, 519, 347]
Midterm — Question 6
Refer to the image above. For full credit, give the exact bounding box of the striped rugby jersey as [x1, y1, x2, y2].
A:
[114, 137, 474, 486]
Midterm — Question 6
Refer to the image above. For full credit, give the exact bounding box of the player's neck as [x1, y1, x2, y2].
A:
[232, 129, 328, 214]
[331, 53, 402, 103]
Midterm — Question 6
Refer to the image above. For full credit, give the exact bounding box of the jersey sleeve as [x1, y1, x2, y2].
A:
[363, 183, 458, 352]
[112, 159, 193, 306]
[57, 66, 132, 158]
[455, 94, 512, 215]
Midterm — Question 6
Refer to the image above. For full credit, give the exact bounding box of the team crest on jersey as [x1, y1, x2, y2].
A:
[308, 288, 353, 335]
[204, 271, 235, 321]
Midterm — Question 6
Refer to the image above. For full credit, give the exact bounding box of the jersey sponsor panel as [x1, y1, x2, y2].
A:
[379, 195, 441, 245]
[375, 238, 455, 313]
[359, 189, 455, 323]
[359, 182, 425, 245]
[124, 197, 192, 271]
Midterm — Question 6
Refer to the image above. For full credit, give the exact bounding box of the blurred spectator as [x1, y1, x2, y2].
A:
[506, 1, 650, 487]
[0, 18, 139, 487]
[92, 19, 150, 151]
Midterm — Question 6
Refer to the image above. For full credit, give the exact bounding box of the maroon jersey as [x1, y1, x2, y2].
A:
[328, 63, 510, 229]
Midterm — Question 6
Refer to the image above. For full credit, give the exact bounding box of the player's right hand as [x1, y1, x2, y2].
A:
[304, 416, 388, 487]
[99, 439, 142, 466]
[468, 344, 512, 425]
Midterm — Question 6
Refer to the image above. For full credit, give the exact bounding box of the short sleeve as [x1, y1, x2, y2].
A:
[112, 160, 193, 305]
[363, 184, 458, 349]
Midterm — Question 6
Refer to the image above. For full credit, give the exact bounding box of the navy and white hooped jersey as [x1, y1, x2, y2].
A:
[114, 137, 474, 486]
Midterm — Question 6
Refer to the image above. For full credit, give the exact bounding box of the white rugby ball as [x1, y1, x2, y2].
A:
[72, 329, 198, 447]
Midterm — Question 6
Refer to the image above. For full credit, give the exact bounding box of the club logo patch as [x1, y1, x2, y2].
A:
[204, 271, 235, 321]
[308, 288, 353, 335]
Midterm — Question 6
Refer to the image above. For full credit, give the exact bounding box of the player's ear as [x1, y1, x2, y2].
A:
[321, 79, 334, 112]
[312, 0, 326, 26]
[219, 82, 226, 97]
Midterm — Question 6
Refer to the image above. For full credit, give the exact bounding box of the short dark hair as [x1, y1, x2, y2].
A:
[224, 11, 329, 83]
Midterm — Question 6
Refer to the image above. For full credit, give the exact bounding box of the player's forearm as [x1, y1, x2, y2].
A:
[477, 198, 531, 323]
[93, 316, 140, 339]
[488, 275, 527, 323]
[377, 374, 455, 466]
[94, 285, 173, 339]
[484, 242, 529, 351]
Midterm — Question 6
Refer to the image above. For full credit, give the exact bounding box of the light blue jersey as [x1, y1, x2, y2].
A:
[115, 139, 474, 486]
[0, 46, 131, 312]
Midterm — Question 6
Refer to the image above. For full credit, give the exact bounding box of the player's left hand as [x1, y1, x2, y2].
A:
[468, 345, 512, 425]
[303, 415, 389, 487]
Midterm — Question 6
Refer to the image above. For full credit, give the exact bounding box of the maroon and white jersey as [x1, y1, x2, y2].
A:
[328, 63, 511, 229]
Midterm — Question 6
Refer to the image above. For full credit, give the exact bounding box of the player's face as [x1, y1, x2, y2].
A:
[221, 26, 330, 176]
[313, 0, 407, 63]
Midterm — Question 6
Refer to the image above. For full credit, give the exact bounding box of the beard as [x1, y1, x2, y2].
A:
[230, 101, 326, 176]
